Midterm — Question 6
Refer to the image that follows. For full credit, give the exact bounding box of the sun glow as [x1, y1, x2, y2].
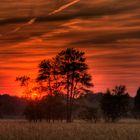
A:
[31, 92, 40, 100]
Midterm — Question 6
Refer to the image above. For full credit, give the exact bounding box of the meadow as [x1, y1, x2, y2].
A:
[0, 120, 140, 140]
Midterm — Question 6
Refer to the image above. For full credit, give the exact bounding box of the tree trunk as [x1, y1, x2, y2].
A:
[69, 71, 75, 123]
[66, 72, 70, 123]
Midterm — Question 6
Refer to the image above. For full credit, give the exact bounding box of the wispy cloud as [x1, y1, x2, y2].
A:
[48, 0, 80, 16]
[0, 0, 80, 36]
[0, 0, 140, 96]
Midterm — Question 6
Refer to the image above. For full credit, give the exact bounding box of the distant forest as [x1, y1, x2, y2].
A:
[1, 48, 140, 123]
[0, 89, 140, 123]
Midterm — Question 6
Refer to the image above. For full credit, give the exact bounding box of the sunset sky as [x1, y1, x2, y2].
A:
[0, 0, 140, 96]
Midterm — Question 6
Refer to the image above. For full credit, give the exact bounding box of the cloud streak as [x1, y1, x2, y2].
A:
[48, 0, 80, 16]
[0, 0, 80, 36]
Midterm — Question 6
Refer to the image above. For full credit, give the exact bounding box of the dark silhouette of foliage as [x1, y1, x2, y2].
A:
[0, 94, 27, 118]
[78, 106, 100, 123]
[16, 76, 30, 87]
[24, 100, 44, 122]
[41, 94, 66, 122]
[16, 76, 35, 99]
[101, 86, 130, 122]
[76, 93, 102, 123]
[14, 48, 139, 123]
[56, 48, 93, 122]
[23, 93, 66, 122]
[36, 58, 65, 122]
[133, 87, 140, 119]
[37, 59, 62, 96]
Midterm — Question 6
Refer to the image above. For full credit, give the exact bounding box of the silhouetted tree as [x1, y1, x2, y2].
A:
[37, 59, 62, 96]
[16, 76, 43, 121]
[16, 48, 93, 122]
[24, 100, 43, 122]
[0, 94, 27, 118]
[79, 106, 99, 123]
[101, 89, 113, 122]
[101, 85, 130, 122]
[134, 87, 140, 119]
[16, 76, 33, 99]
[37, 58, 63, 121]
[56, 48, 93, 122]
[41, 94, 65, 122]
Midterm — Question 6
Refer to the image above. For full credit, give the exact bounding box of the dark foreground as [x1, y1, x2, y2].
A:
[0, 120, 140, 140]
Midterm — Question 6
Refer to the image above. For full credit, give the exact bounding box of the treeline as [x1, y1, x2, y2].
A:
[0, 94, 27, 118]
[1, 48, 140, 123]
[16, 48, 93, 122]
[0, 87, 140, 123]
[22, 86, 140, 122]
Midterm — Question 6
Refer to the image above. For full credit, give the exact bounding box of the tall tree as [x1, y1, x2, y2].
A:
[37, 59, 62, 96]
[37, 58, 63, 121]
[56, 48, 93, 122]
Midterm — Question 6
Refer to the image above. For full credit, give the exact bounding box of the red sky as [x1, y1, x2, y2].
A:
[0, 0, 140, 96]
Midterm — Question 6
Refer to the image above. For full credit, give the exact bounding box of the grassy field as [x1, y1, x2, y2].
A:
[0, 120, 140, 140]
